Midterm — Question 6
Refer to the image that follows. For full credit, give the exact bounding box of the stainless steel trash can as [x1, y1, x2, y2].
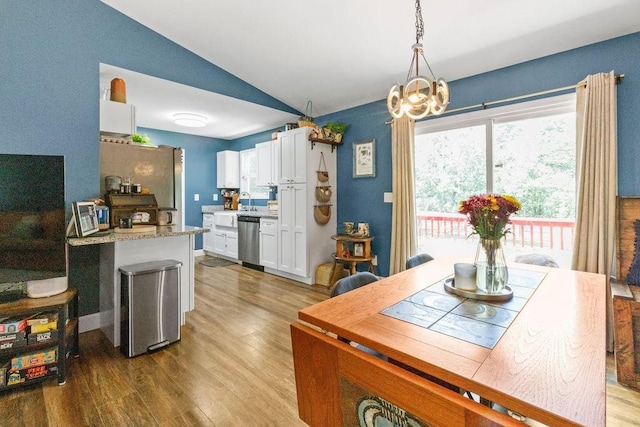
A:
[119, 260, 182, 357]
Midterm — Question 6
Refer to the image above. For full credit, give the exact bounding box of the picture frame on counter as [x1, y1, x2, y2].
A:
[71, 201, 100, 237]
[354, 243, 364, 257]
[353, 139, 376, 178]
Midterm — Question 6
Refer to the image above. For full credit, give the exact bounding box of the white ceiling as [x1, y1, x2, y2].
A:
[100, 0, 640, 139]
[99, 64, 299, 139]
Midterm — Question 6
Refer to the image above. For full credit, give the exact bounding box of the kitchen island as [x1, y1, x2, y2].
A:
[68, 225, 208, 347]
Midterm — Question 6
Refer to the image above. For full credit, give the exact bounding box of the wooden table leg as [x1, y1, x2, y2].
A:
[369, 262, 376, 275]
[349, 262, 356, 275]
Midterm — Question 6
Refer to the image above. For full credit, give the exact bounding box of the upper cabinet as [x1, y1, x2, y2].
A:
[278, 127, 310, 184]
[99, 100, 135, 136]
[256, 140, 279, 187]
[217, 150, 240, 189]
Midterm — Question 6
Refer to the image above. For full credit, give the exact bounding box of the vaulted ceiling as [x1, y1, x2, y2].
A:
[101, 0, 640, 139]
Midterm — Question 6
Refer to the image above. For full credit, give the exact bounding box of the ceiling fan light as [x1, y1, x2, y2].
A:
[173, 113, 208, 128]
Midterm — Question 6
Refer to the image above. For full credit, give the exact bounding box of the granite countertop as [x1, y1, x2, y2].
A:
[201, 205, 223, 213]
[67, 225, 209, 246]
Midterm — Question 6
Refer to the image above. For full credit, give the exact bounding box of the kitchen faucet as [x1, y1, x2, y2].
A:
[240, 191, 255, 211]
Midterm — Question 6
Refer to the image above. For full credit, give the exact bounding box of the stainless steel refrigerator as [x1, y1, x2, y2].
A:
[100, 142, 184, 226]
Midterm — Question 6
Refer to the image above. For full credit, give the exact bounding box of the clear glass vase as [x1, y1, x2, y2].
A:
[475, 238, 508, 294]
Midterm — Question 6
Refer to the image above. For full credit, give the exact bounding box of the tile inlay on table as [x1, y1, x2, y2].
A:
[381, 268, 547, 348]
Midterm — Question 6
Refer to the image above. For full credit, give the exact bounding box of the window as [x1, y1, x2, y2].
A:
[414, 94, 576, 267]
[240, 149, 269, 200]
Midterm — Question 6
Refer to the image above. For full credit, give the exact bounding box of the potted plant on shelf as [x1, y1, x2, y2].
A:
[322, 122, 349, 143]
[131, 133, 154, 146]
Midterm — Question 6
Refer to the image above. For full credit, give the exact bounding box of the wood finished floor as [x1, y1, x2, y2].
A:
[0, 257, 638, 426]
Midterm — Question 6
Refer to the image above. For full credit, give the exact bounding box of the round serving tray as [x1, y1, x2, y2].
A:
[443, 277, 513, 302]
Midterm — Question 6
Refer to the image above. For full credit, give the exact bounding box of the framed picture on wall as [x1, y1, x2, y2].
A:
[353, 139, 376, 178]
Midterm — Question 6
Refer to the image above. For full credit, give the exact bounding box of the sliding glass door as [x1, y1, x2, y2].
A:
[414, 95, 576, 267]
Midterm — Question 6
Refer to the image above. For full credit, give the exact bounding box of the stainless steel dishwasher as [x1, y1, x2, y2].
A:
[237, 214, 261, 268]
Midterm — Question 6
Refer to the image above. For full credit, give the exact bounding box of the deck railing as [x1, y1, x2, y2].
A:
[417, 212, 575, 251]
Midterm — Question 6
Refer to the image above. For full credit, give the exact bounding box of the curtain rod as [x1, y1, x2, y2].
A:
[385, 73, 624, 124]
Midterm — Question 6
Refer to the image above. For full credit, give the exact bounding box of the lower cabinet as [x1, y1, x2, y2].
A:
[0, 289, 79, 391]
[202, 214, 215, 253]
[260, 217, 278, 268]
[278, 184, 307, 276]
[214, 230, 238, 259]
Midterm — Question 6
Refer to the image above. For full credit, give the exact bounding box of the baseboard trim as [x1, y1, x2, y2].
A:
[263, 267, 312, 284]
[79, 312, 101, 333]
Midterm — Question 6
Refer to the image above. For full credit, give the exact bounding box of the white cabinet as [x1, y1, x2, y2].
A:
[278, 127, 308, 184]
[278, 184, 307, 275]
[202, 214, 215, 253]
[211, 212, 238, 259]
[273, 126, 337, 284]
[217, 150, 240, 188]
[256, 140, 279, 187]
[259, 217, 278, 268]
[213, 230, 238, 259]
[213, 231, 226, 254]
[100, 100, 135, 136]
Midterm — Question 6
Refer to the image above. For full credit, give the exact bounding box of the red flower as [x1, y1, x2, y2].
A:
[458, 194, 521, 239]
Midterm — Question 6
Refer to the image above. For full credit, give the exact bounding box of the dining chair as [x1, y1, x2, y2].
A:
[514, 253, 559, 267]
[329, 272, 385, 359]
[329, 271, 379, 297]
[405, 253, 435, 270]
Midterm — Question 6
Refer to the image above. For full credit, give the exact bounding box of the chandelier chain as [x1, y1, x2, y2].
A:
[415, 0, 424, 43]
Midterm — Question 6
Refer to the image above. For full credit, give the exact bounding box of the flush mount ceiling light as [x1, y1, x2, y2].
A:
[173, 113, 208, 128]
[387, 0, 449, 120]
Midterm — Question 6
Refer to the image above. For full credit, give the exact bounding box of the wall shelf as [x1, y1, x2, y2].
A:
[309, 138, 342, 153]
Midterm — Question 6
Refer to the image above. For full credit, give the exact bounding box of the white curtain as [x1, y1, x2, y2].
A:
[389, 116, 417, 275]
[571, 71, 617, 352]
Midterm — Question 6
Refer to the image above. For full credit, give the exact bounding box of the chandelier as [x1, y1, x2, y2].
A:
[387, 0, 449, 120]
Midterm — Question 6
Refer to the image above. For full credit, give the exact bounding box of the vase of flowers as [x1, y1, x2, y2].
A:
[475, 237, 508, 293]
[459, 194, 521, 294]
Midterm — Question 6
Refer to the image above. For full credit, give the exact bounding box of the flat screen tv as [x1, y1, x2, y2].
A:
[0, 154, 67, 295]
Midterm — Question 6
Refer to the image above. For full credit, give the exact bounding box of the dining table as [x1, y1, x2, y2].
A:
[292, 256, 606, 426]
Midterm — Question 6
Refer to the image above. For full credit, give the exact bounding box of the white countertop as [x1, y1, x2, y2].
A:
[67, 225, 208, 246]
[201, 205, 277, 218]
[236, 211, 278, 218]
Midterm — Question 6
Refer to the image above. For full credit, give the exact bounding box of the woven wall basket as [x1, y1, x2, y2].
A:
[314, 204, 332, 225]
[316, 171, 329, 182]
[315, 186, 332, 203]
[316, 152, 329, 183]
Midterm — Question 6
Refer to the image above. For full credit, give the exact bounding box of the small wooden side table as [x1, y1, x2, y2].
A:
[331, 234, 376, 275]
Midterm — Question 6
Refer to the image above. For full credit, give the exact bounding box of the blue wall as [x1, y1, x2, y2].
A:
[2, 1, 639, 308]
[0, 0, 297, 315]
[0, 0, 296, 210]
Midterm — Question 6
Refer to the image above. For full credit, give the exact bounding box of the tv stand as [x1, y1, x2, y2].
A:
[0, 289, 79, 391]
